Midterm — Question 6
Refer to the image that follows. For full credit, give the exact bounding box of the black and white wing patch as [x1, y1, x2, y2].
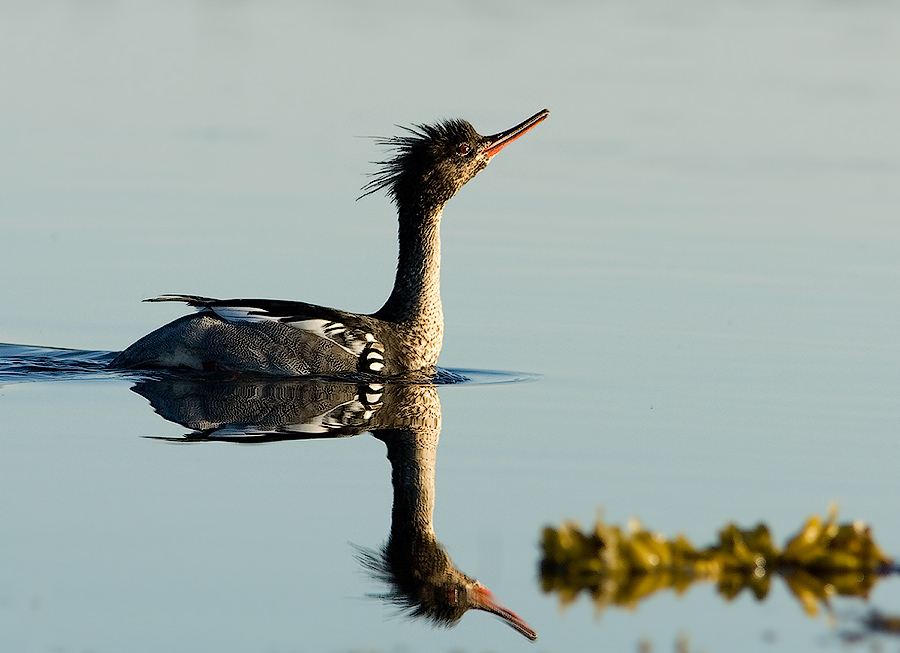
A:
[146, 295, 387, 373]
[282, 320, 386, 374]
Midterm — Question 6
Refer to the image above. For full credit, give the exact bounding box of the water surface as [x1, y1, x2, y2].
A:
[1, 2, 899, 652]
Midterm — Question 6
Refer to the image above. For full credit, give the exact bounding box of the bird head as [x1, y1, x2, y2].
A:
[362, 109, 549, 213]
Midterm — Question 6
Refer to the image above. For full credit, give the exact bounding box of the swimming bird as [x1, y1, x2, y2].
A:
[109, 109, 549, 376]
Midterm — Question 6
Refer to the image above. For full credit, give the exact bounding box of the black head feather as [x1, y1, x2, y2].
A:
[354, 541, 474, 628]
[360, 118, 490, 210]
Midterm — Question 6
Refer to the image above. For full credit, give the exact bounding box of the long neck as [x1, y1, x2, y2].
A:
[376, 206, 443, 327]
[382, 427, 438, 544]
[378, 384, 442, 541]
[373, 205, 445, 369]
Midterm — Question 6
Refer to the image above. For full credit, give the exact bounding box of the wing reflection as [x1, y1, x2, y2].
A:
[131, 375, 537, 641]
[134, 376, 383, 442]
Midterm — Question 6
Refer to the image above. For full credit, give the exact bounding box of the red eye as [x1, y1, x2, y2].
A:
[458, 143, 471, 155]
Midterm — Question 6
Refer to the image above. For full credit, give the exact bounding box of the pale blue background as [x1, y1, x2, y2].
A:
[1, 1, 899, 651]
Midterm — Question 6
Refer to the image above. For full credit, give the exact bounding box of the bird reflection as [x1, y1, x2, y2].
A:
[132, 374, 537, 641]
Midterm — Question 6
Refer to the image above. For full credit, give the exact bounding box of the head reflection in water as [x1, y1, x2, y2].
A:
[358, 417, 537, 641]
[358, 541, 537, 640]
[133, 375, 537, 641]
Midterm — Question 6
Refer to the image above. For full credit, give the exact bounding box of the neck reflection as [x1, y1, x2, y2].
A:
[131, 375, 536, 641]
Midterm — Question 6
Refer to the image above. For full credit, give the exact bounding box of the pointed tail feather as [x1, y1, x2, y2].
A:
[143, 294, 219, 306]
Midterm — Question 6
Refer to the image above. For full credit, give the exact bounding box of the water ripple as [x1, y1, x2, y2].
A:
[0, 343, 534, 386]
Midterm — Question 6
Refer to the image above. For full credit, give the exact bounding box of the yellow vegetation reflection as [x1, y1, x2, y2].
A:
[540, 505, 894, 618]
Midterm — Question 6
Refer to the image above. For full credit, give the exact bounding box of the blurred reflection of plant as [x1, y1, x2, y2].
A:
[638, 633, 703, 653]
[540, 505, 895, 618]
[837, 609, 900, 645]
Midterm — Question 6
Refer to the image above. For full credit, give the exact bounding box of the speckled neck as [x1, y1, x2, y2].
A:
[374, 206, 444, 367]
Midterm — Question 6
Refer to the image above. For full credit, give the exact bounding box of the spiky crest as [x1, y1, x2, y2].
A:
[359, 119, 482, 206]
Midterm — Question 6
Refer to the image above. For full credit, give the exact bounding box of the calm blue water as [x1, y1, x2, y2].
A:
[2, 2, 899, 651]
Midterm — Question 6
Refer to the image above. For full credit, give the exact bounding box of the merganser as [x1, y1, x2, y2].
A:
[109, 109, 549, 376]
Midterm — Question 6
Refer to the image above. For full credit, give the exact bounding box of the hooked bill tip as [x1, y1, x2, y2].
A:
[483, 109, 549, 159]
[472, 585, 538, 641]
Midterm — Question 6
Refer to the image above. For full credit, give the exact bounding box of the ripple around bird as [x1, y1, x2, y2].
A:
[0, 343, 535, 386]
